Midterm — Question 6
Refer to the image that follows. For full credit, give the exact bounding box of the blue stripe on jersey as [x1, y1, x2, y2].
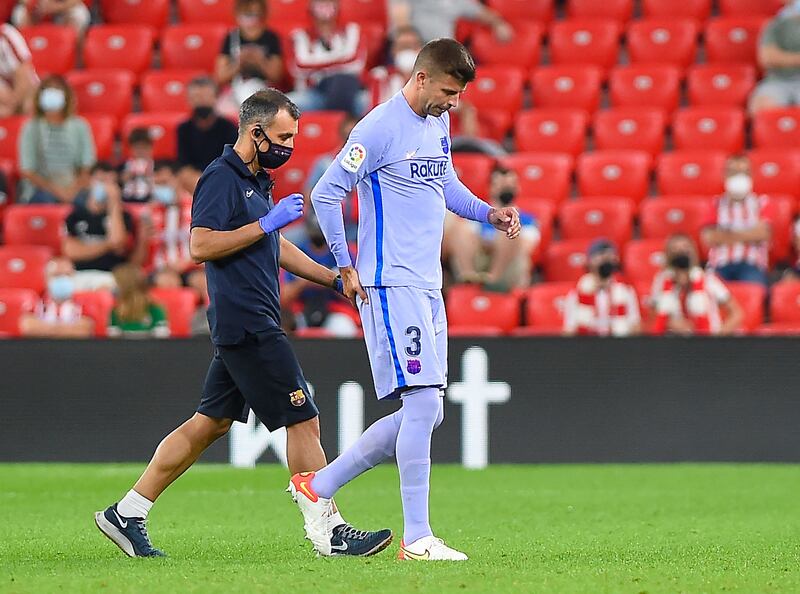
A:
[378, 287, 406, 389]
[369, 171, 384, 286]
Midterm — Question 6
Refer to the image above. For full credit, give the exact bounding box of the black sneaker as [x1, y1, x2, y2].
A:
[94, 504, 166, 558]
[329, 523, 393, 557]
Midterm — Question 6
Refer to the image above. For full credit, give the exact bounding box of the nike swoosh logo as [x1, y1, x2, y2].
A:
[331, 541, 348, 552]
[245, 189, 254, 198]
[298, 481, 317, 502]
[401, 546, 430, 560]
[112, 510, 128, 528]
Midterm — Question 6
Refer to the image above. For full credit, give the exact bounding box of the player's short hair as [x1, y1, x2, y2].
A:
[413, 38, 476, 84]
[238, 88, 300, 134]
[127, 127, 152, 146]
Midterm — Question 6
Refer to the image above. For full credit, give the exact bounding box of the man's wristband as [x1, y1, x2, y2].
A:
[332, 274, 344, 295]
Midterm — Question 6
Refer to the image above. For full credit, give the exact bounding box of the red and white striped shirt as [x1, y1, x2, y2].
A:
[290, 23, 366, 90]
[34, 299, 83, 324]
[152, 203, 192, 271]
[651, 268, 730, 335]
[705, 193, 774, 270]
[0, 24, 31, 85]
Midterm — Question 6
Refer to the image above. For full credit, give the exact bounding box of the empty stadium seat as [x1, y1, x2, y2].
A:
[626, 19, 699, 68]
[686, 64, 757, 107]
[515, 198, 555, 263]
[82, 114, 116, 161]
[474, 109, 514, 142]
[177, 0, 235, 24]
[769, 282, 800, 324]
[339, 0, 388, 25]
[468, 66, 525, 114]
[567, 0, 633, 22]
[446, 285, 521, 334]
[609, 65, 682, 111]
[140, 70, 202, 113]
[656, 151, 727, 195]
[726, 281, 766, 332]
[641, 0, 711, 20]
[548, 19, 621, 70]
[488, 0, 553, 22]
[519, 282, 572, 335]
[100, 0, 169, 28]
[671, 107, 746, 153]
[622, 239, 666, 283]
[0, 288, 38, 337]
[268, 0, 311, 25]
[543, 239, 593, 282]
[453, 154, 494, 198]
[150, 287, 197, 338]
[121, 112, 186, 160]
[639, 196, 711, 243]
[753, 109, 800, 149]
[72, 290, 114, 337]
[592, 107, 666, 156]
[704, 18, 766, 64]
[514, 109, 588, 156]
[294, 111, 347, 156]
[0, 245, 52, 293]
[576, 150, 652, 203]
[83, 25, 154, 74]
[0, 115, 28, 162]
[749, 150, 800, 198]
[471, 22, 543, 69]
[161, 25, 229, 72]
[502, 153, 574, 204]
[530, 65, 603, 112]
[2, 205, 70, 252]
[67, 69, 135, 123]
[559, 197, 634, 246]
[20, 25, 77, 76]
[271, 152, 321, 197]
[718, 0, 782, 17]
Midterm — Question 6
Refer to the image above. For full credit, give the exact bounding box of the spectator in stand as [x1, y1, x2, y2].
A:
[281, 214, 358, 336]
[389, 0, 512, 43]
[177, 77, 238, 194]
[12, 0, 90, 36]
[108, 263, 169, 339]
[121, 127, 155, 204]
[288, 0, 367, 115]
[750, 1, 800, 114]
[19, 256, 94, 338]
[215, 0, 284, 118]
[444, 165, 538, 291]
[783, 217, 800, 279]
[366, 25, 423, 108]
[0, 24, 36, 117]
[652, 234, 743, 336]
[63, 163, 151, 291]
[18, 75, 95, 204]
[562, 239, 641, 336]
[701, 155, 773, 286]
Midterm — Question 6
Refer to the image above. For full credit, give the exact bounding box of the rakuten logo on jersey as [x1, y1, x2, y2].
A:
[409, 160, 448, 180]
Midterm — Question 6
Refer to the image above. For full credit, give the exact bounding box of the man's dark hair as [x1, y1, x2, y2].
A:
[413, 38, 476, 84]
[235, 0, 266, 13]
[188, 75, 218, 93]
[154, 159, 179, 174]
[127, 127, 152, 146]
[238, 88, 300, 134]
[92, 161, 115, 174]
[392, 25, 422, 45]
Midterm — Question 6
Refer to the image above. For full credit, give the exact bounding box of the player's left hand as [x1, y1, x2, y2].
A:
[488, 207, 521, 239]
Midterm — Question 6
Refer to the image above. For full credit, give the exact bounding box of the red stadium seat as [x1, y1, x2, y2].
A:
[704, 18, 766, 64]
[487, 0, 553, 22]
[121, 113, 186, 160]
[0, 288, 38, 337]
[769, 282, 800, 324]
[753, 108, 800, 149]
[530, 65, 603, 112]
[592, 107, 666, 156]
[100, 0, 169, 28]
[755, 322, 800, 336]
[686, 64, 757, 107]
[639, 196, 711, 243]
[559, 197, 635, 246]
[294, 111, 346, 156]
[543, 239, 593, 282]
[502, 152, 574, 205]
[177, 0, 235, 25]
[161, 25, 229, 72]
[671, 107, 746, 153]
[622, 239, 666, 284]
[269, 0, 311, 26]
[452, 154, 494, 199]
[83, 25, 154, 75]
[641, 0, 711, 20]
[150, 287, 197, 338]
[627, 19, 699, 68]
[2, 205, 70, 253]
[567, 0, 633, 22]
[0, 115, 28, 162]
[719, 0, 782, 17]
[656, 151, 727, 195]
[446, 285, 521, 334]
[576, 150, 652, 203]
[726, 281, 765, 332]
[20, 25, 77, 76]
[468, 66, 525, 114]
[73, 290, 114, 337]
[764, 194, 795, 264]
[514, 109, 589, 156]
[339, 0, 388, 25]
[67, 69, 135, 123]
[271, 152, 320, 196]
[609, 65, 682, 111]
[474, 109, 514, 142]
[0, 245, 52, 293]
[0, 158, 15, 208]
[141, 70, 203, 113]
[749, 150, 800, 198]
[79, 114, 115, 162]
[520, 282, 572, 334]
[471, 22, 543, 69]
[516, 198, 555, 263]
[548, 19, 621, 70]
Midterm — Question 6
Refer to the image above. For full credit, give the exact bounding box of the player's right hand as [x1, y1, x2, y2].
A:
[258, 193, 304, 234]
[340, 265, 368, 307]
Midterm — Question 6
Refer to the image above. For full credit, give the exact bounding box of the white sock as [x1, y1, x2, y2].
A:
[117, 489, 154, 519]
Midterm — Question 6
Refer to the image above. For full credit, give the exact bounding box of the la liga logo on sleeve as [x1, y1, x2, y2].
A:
[340, 143, 366, 173]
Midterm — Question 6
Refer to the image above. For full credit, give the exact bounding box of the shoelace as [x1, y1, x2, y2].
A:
[336, 523, 369, 541]
[135, 519, 154, 548]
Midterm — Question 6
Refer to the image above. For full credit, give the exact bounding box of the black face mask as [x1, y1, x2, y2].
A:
[669, 253, 691, 270]
[597, 261, 616, 279]
[498, 190, 515, 206]
[193, 106, 214, 120]
[253, 127, 293, 170]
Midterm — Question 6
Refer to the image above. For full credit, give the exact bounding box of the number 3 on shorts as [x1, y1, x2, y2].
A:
[405, 326, 421, 356]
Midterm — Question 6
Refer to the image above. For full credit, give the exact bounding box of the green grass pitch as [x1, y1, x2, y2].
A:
[1, 464, 799, 593]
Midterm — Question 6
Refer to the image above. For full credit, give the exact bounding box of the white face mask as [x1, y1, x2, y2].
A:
[394, 49, 418, 75]
[725, 173, 753, 198]
[39, 87, 66, 112]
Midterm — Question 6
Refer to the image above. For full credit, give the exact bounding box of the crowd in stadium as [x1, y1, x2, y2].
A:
[0, 0, 798, 339]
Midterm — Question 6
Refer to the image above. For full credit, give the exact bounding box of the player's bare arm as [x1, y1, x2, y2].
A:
[189, 223, 264, 263]
[488, 206, 522, 239]
[279, 235, 340, 290]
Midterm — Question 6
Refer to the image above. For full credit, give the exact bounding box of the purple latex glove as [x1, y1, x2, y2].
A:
[258, 193, 304, 234]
